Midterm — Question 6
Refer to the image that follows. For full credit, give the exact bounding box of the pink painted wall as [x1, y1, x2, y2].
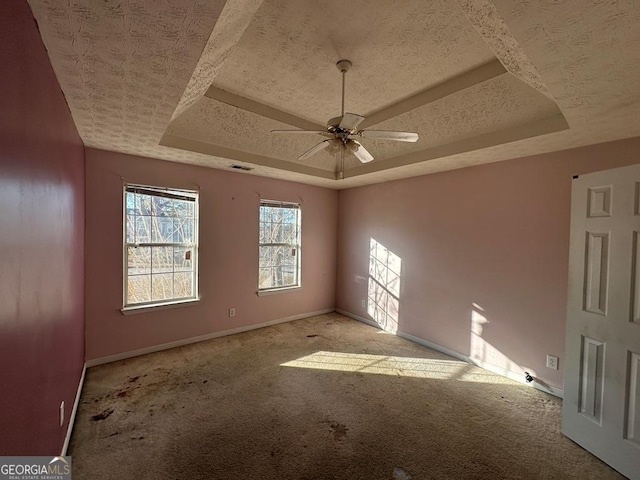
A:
[0, 1, 85, 454]
[85, 148, 337, 361]
[336, 137, 640, 389]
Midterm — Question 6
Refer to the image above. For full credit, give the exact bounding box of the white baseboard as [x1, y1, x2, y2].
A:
[337, 309, 379, 329]
[86, 309, 335, 367]
[61, 363, 86, 456]
[396, 330, 471, 363]
[337, 309, 564, 399]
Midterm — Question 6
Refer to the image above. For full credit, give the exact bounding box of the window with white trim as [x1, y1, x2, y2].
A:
[124, 184, 198, 307]
[259, 200, 301, 291]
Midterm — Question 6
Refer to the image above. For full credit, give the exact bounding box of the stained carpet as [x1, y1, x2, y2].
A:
[69, 313, 624, 479]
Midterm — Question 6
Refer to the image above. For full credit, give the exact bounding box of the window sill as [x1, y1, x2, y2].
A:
[121, 298, 200, 315]
[257, 286, 302, 297]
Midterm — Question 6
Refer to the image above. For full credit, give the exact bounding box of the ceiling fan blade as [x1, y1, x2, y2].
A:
[350, 140, 374, 163]
[271, 130, 327, 135]
[298, 140, 331, 161]
[339, 113, 365, 131]
[359, 130, 419, 142]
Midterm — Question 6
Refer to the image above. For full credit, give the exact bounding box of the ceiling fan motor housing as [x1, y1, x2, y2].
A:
[327, 116, 357, 141]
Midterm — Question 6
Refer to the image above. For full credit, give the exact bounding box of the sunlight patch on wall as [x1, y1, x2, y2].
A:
[470, 303, 522, 374]
[281, 351, 515, 384]
[368, 238, 401, 333]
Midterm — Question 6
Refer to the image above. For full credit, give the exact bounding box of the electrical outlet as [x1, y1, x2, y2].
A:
[59, 401, 64, 427]
[546, 354, 559, 370]
[229, 308, 236, 317]
[361, 299, 366, 308]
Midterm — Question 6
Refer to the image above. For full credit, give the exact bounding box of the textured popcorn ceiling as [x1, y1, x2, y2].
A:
[28, 0, 640, 188]
[209, 0, 496, 123]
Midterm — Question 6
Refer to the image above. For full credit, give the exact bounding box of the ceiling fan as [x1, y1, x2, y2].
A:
[271, 60, 419, 172]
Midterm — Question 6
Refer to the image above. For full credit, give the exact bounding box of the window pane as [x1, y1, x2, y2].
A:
[282, 223, 296, 243]
[128, 246, 151, 275]
[276, 222, 288, 243]
[173, 218, 193, 243]
[136, 216, 151, 243]
[259, 206, 269, 223]
[126, 214, 136, 243]
[259, 267, 273, 289]
[284, 247, 297, 266]
[270, 207, 283, 223]
[284, 209, 296, 224]
[152, 273, 174, 301]
[174, 199, 193, 218]
[282, 268, 296, 286]
[262, 218, 274, 243]
[152, 196, 173, 217]
[152, 246, 173, 273]
[277, 246, 287, 267]
[259, 261, 298, 288]
[174, 272, 193, 298]
[259, 223, 269, 243]
[259, 246, 274, 266]
[136, 194, 152, 216]
[152, 217, 173, 243]
[272, 267, 283, 288]
[128, 274, 151, 304]
[173, 247, 193, 272]
[125, 192, 136, 215]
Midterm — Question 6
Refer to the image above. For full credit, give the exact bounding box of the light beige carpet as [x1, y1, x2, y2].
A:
[69, 313, 624, 479]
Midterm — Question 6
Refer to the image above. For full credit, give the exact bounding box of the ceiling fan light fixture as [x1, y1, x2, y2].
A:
[327, 138, 342, 154]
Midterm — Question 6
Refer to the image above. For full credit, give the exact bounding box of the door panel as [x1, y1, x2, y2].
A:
[579, 336, 605, 424]
[628, 351, 640, 446]
[563, 163, 640, 480]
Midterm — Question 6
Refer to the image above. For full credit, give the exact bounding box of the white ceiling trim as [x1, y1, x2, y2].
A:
[172, 0, 265, 120]
[204, 85, 325, 130]
[455, 0, 553, 100]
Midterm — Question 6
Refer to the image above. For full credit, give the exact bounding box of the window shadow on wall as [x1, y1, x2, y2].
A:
[367, 238, 401, 333]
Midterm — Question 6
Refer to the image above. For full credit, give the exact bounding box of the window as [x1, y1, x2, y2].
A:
[124, 184, 198, 308]
[259, 200, 301, 291]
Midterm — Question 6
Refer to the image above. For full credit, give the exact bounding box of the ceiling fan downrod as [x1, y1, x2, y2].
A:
[336, 60, 352, 117]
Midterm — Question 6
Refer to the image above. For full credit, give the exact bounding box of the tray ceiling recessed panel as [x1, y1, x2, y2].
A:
[165, 72, 563, 172]
[210, 0, 497, 123]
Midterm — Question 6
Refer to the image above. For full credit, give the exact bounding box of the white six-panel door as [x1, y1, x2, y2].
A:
[563, 163, 640, 480]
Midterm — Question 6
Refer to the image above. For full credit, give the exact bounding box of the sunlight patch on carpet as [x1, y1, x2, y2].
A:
[281, 351, 514, 384]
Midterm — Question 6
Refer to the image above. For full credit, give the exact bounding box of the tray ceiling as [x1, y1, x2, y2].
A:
[27, 0, 640, 188]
